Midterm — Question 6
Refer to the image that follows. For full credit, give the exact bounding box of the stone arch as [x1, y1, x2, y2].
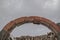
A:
[3, 16, 60, 34]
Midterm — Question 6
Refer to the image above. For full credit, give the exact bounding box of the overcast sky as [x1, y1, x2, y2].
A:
[0, 0, 60, 37]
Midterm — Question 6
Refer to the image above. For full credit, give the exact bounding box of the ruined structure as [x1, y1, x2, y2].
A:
[0, 16, 60, 40]
[14, 32, 57, 40]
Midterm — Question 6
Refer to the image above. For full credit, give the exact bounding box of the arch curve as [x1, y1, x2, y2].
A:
[2, 16, 60, 34]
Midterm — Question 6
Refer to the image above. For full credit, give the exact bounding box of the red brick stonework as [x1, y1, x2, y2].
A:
[0, 16, 60, 40]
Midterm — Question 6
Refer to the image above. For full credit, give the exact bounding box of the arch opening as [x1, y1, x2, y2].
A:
[11, 23, 51, 37]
